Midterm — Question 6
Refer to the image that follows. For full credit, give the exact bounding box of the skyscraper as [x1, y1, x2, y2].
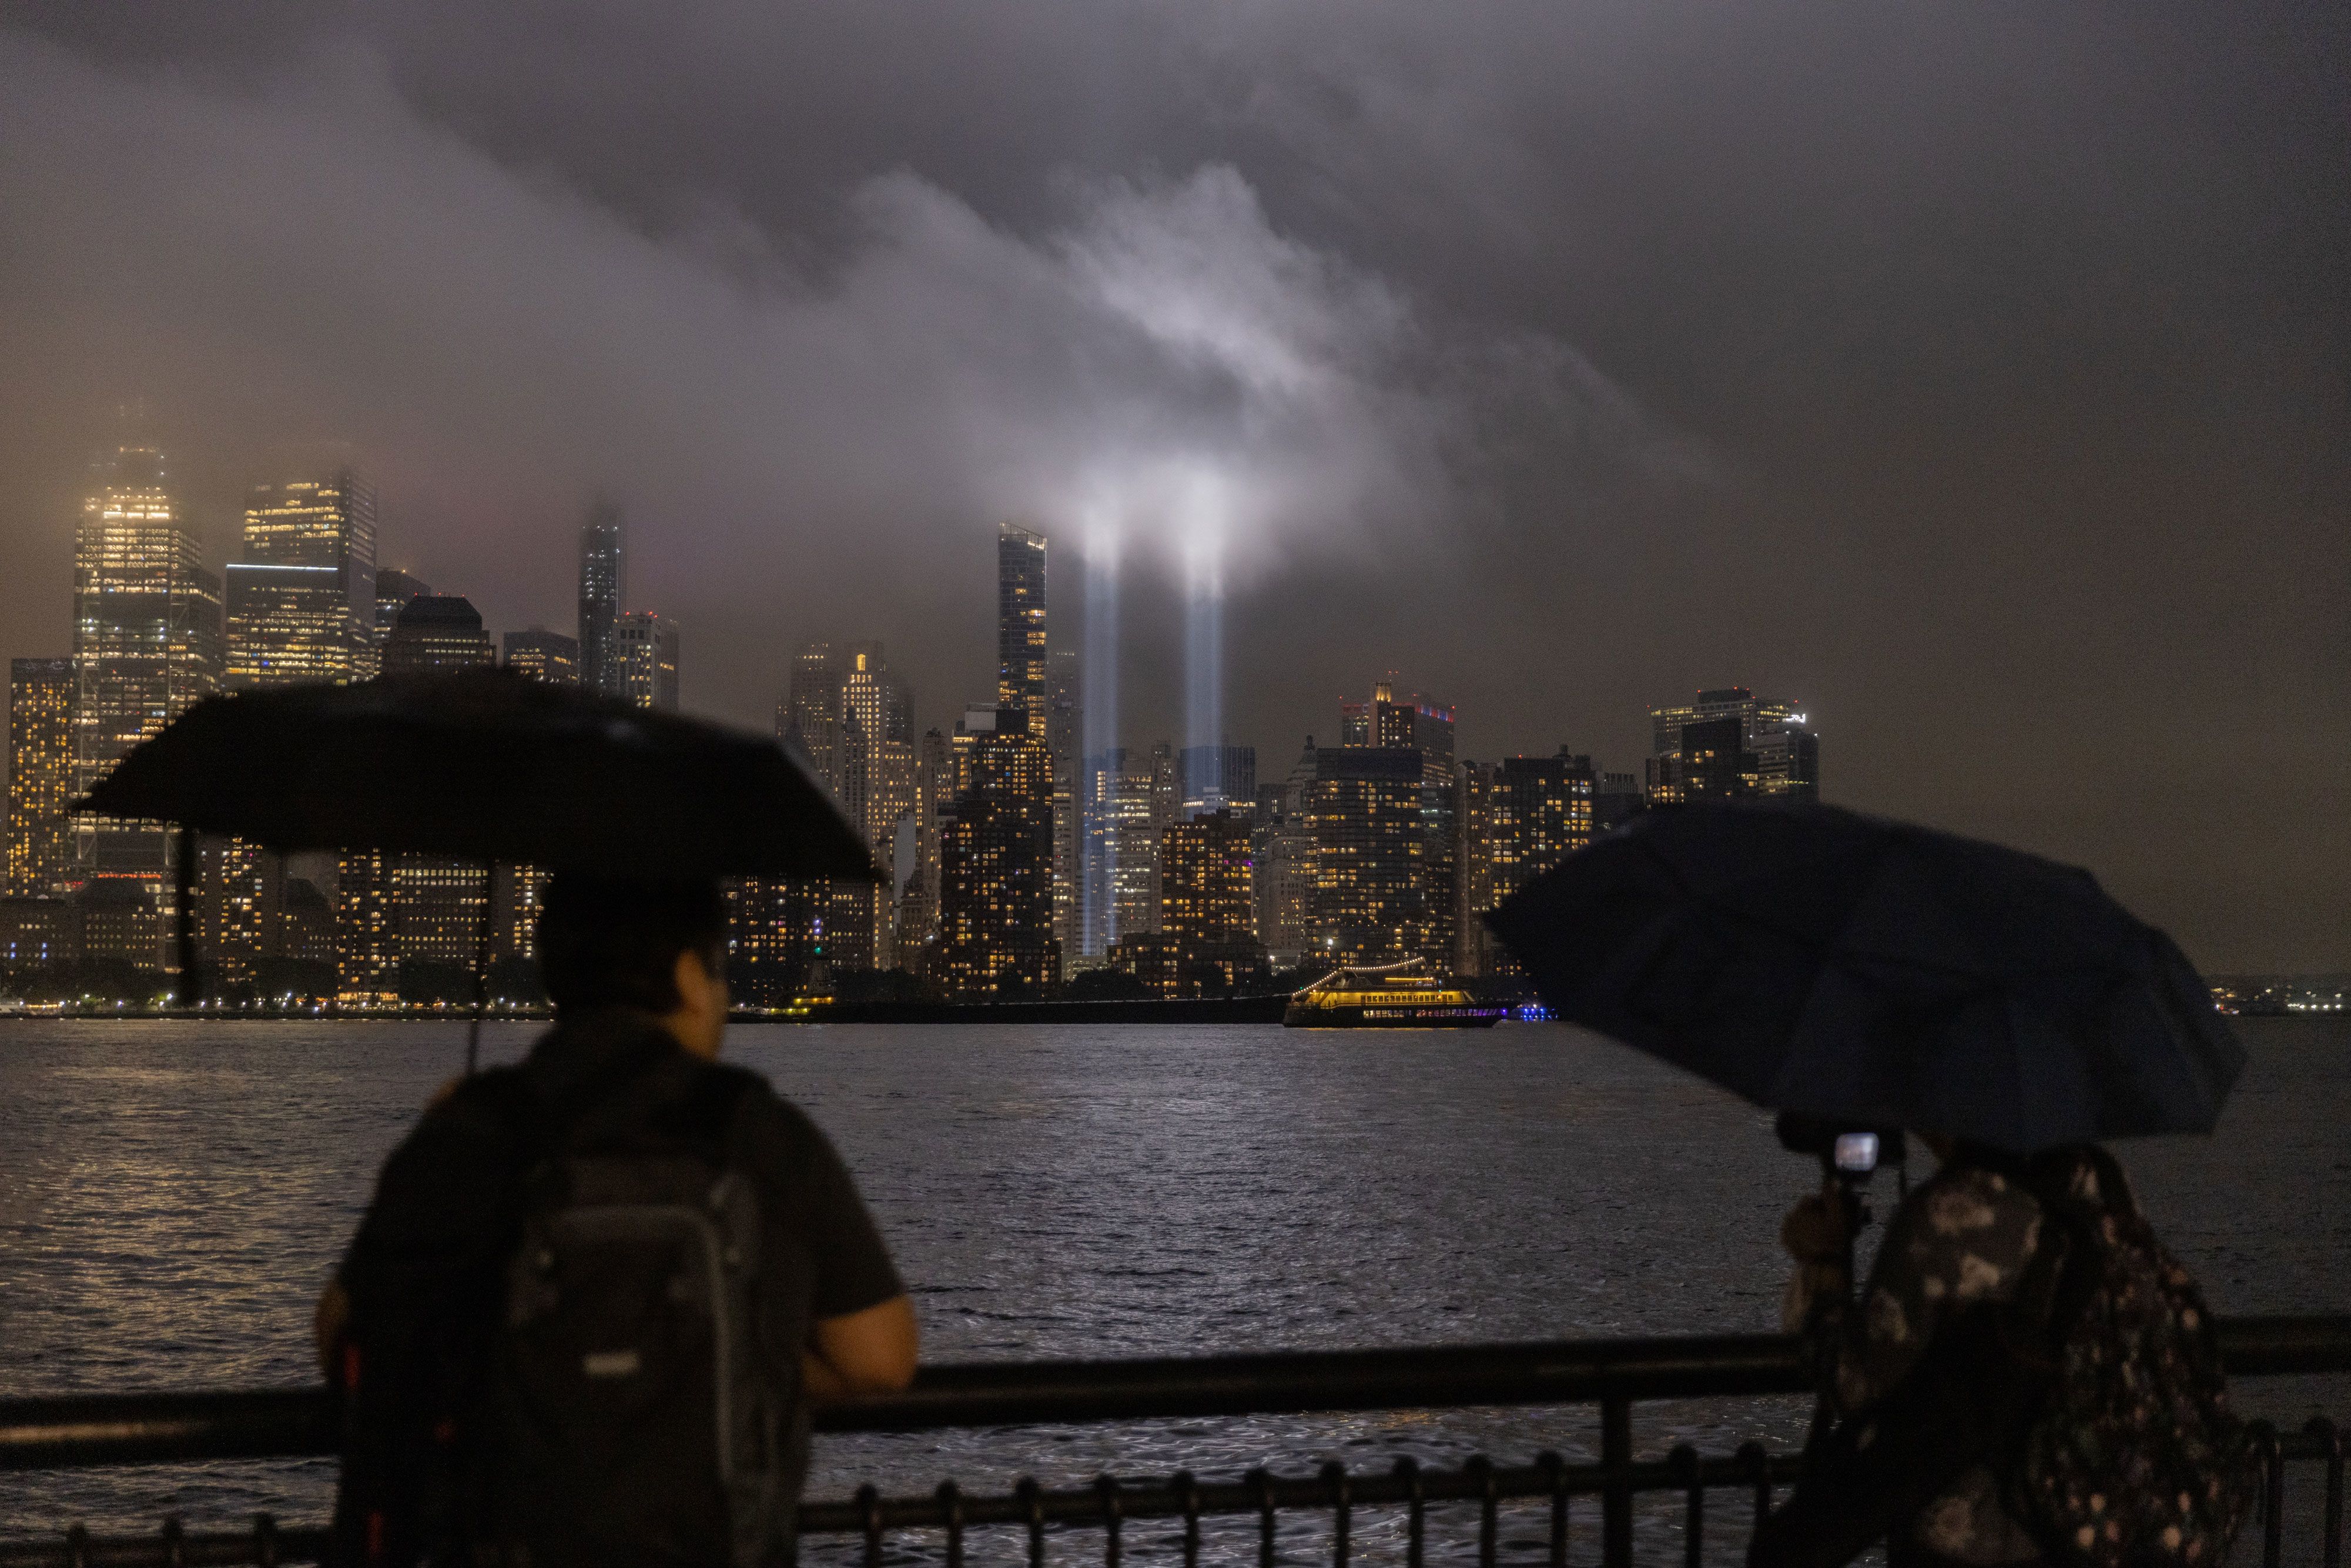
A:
[383, 595, 497, 674]
[1676, 715, 1750, 801]
[1179, 745, 1257, 816]
[615, 610, 679, 711]
[6, 658, 75, 896]
[502, 626, 580, 685]
[1047, 648, 1080, 976]
[1646, 687, 1818, 800]
[1081, 749, 1165, 959]
[1482, 752, 1596, 908]
[935, 707, 1056, 997]
[72, 445, 222, 969]
[1305, 746, 1427, 967]
[838, 643, 915, 969]
[224, 468, 379, 689]
[1157, 808, 1263, 996]
[1250, 738, 1318, 969]
[374, 568, 431, 654]
[577, 501, 625, 698]
[781, 642, 843, 790]
[376, 595, 494, 990]
[996, 523, 1049, 741]
[1334, 679, 1459, 969]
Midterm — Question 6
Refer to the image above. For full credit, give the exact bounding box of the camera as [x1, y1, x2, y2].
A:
[1775, 1113, 1904, 1182]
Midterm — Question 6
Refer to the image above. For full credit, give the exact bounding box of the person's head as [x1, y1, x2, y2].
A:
[538, 872, 729, 1056]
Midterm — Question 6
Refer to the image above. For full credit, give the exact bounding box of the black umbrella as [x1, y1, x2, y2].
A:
[83, 669, 880, 881]
[1485, 799, 2243, 1154]
[83, 671, 880, 1034]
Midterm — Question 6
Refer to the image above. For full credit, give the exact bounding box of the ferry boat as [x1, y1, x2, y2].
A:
[1281, 958, 1506, 1028]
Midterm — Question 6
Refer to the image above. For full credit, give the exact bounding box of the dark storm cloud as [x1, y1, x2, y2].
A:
[0, 2, 2344, 969]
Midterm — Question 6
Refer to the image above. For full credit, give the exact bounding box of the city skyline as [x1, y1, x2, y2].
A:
[0, 3, 2344, 974]
[6, 454, 1837, 1002]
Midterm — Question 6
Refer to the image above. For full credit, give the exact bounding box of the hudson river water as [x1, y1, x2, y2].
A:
[1, 1018, 2344, 1562]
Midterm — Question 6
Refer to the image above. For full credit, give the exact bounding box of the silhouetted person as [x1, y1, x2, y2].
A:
[318, 874, 916, 1566]
[1760, 1134, 2247, 1568]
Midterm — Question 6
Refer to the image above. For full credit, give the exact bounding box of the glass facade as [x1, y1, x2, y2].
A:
[71, 447, 222, 969]
[225, 469, 379, 689]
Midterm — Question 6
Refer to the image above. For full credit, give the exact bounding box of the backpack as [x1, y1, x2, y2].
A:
[335, 1054, 796, 1568]
[480, 1150, 789, 1567]
[1747, 1150, 2252, 1568]
[2005, 1148, 2254, 1566]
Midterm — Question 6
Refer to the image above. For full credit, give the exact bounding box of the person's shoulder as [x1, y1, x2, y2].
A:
[704, 1064, 831, 1155]
[400, 1064, 534, 1145]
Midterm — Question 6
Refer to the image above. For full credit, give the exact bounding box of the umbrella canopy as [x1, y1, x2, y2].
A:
[81, 669, 881, 882]
[1485, 800, 2243, 1153]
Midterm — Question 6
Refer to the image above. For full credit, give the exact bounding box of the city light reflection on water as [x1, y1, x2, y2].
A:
[0, 1018, 2343, 1557]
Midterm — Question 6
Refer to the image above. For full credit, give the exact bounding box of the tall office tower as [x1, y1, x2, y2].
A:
[6, 658, 75, 896]
[336, 847, 397, 1004]
[996, 523, 1049, 741]
[225, 468, 379, 689]
[1080, 751, 1163, 957]
[1305, 746, 1428, 967]
[1646, 687, 1818, 800]
[896, 726, 953, 964]
[1483, 751, 1596, 908]
[374, 595, 494, 986]
[1146, 742, 1179, 920]
[503, 627, 580, 685]
[838, 643, 915, 969]
[1245, 738, 1318, 968]
[488, 625, 573, 984]
[781, 642, 843, 792]
[1455, 760, 1492, 976]
[72, 446, 223, 970]
[1157, 808, 1264, 996]
[577, 502, 626, 698]
[374, 568, 431, 654]
[198, 833, 270, 991]
[1337, 679, 1459, 970]
[615, 611, 679, 712]
[1178, 745, 1257, 816]
[1046, 648, 1080, 976]
[934, 708, 1056, 997]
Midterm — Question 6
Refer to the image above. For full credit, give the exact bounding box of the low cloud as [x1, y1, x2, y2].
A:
[0, 35, 1693, 599]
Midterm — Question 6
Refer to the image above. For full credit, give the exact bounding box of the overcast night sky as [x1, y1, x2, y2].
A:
[0, 2, 2343, 972]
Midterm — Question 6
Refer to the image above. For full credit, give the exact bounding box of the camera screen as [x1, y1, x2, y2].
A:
[1833, 1132, 1880, 1174]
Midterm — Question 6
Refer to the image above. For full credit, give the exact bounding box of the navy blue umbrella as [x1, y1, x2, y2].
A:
[1485, 800, 2243, 1153]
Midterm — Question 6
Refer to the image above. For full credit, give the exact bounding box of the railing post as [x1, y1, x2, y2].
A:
[2317, 1416, 2345, 1568]
[1602, 1392, 1633, 1568]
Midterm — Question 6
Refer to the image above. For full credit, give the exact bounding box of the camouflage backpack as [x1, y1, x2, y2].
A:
[2008, 1148, 2255, 1566]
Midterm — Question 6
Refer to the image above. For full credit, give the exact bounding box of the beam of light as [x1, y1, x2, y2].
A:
[1080, 527, 1119, 957]
[1181, 486, 1225, 813]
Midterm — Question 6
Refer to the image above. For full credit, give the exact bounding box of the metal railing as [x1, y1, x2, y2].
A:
[2, 1318, 2345, 1567]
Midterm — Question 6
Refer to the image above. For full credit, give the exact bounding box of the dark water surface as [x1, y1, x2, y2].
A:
[1, 1018, 2344, 1558]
